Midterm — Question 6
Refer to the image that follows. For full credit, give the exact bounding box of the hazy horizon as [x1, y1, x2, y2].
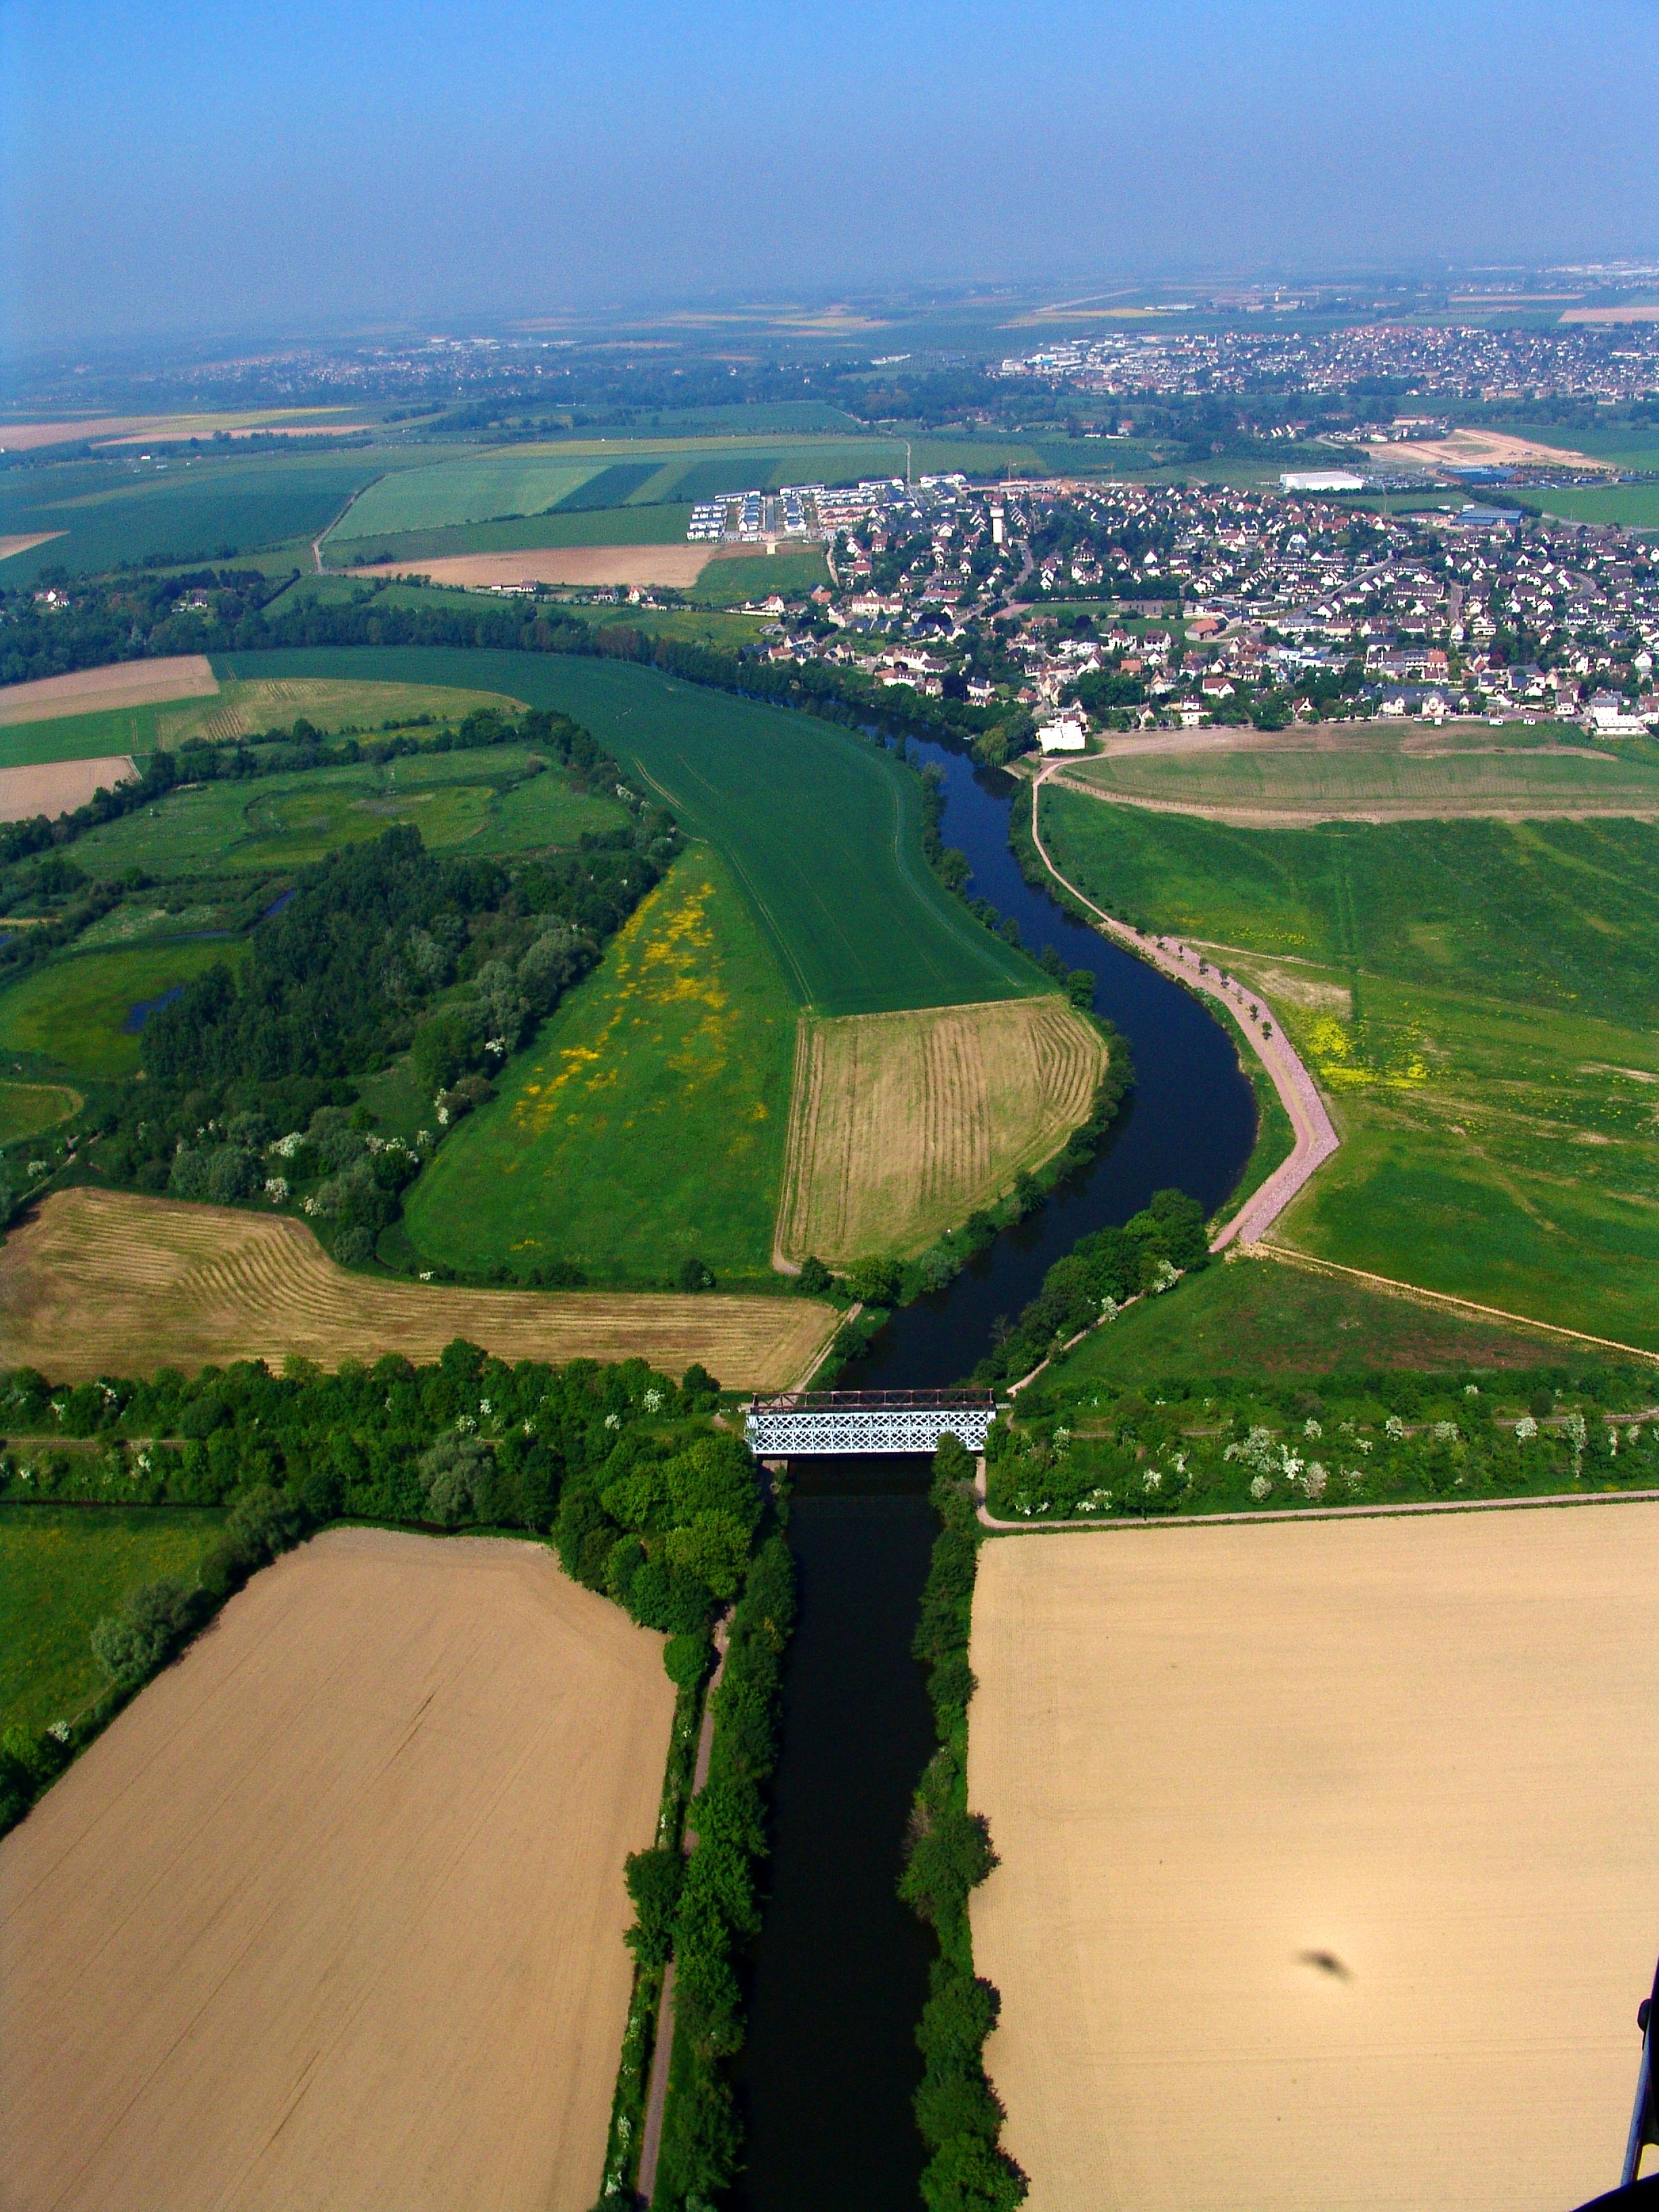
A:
[5, 0, 1659, 353]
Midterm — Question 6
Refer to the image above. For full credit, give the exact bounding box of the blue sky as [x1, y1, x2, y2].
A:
[4, 0, 1658, 346]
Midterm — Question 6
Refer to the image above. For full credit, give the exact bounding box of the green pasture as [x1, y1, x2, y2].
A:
[68, 747, 625, 880]
[72, 903, 228, 950]
[691, 550, 832, 605]
[0, 449, 421, 585]
[403, 846, 798, 1286]
[0, 1079, 79, 1145]
[0, 941, 247, 1080]
[0, 1507, 226, 1736]
[1034, 1248, 1573, 1393]
[213, 646, 1041, 1017]
[0, 705, 167, 773]
[1067, 737, 1659, 819]
[1044, 786, 1659, 1345]
[326, 504, 696, 567]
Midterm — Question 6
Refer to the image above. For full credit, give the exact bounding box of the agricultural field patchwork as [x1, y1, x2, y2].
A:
[970, 1508, 1659, 2212]
[404, 848, 800, 1286]
[0, 1527, 673, 2212]
[776, 996, 1107, 1263]
[1042, 788, 1659, 1345]
[0, 1506, 226, 1737]
[0, 940, 245, 1081]
[1064, 731, 1659, 823]
[0, 448, 422, 584]
[325, 502, 699, 566]
[0, 1188, 836, 1384]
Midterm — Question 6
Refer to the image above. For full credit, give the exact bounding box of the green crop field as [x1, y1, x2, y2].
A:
[0, 941, 247, 1080]
[0, 449, 422, 584]
[403, 846, 799, 1287]
[329, 453, 611, 540]
[326, 504, 697, 567]
[68, 747, 624, 880]
[1043, 785, 1659, 1347]
[213, 646, 1042, 1017]
[0, 1506, 226, 1736]
[1535, 485, 1659, 531]
[1067, 735, 1659, 819]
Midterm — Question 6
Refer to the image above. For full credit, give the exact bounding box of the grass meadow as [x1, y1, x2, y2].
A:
[1535, 485, 1659, 531]
[216, 647, 1041, 1017]
[1044, 786, 1659, 1345]
[0, 941, 247, 1080]
[68, 747, 626, 880]
[0, 1080, 79, 1145]
[1035, 1248, 1576, 1395]
[403, 846, 800, 1286]
[0, 1505, 226, 1736]
[691, 549, 832, 603]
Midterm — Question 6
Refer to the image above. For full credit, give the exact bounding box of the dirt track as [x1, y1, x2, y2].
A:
[0, 655, 218, 726]
[0, 1527, 674, 2212]
[0, 1187, 838, 1387]
[353, 546, 715, 589]
[970, 1506, 1659, 2212]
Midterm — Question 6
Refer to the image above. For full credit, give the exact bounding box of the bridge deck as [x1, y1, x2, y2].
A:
[745, 1387, 1000, 1457]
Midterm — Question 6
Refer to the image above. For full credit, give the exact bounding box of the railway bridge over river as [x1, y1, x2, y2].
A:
[744, 1388, 1000, 1457]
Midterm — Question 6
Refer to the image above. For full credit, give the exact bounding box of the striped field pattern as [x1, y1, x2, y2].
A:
[775, 995, 1107, 1265]
[0, 1189, 836, 1387]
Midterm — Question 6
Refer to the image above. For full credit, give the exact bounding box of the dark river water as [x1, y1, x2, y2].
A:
[731, 735, 1258, 2205]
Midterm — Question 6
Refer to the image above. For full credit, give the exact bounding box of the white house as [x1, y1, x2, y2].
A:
[1038, 712, 1088, 753]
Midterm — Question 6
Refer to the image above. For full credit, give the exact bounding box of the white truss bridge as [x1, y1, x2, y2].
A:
[744, 1388, 1000, 1457]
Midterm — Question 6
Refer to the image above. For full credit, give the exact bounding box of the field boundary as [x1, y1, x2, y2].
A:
[1250, 1241, 1659, 1366]
[974, 1456, 1659, 1534]
[1029, 761, 1339, 1246]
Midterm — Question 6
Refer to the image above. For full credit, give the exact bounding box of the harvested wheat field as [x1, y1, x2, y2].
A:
[970, 1506, 1659, 2212]
[0, 654, 218, 727]
[775, 995, 1107, 1263]
[0, 1525, 673, 2212]
[0, 1187, 836, 1386]
[0, 754, 136, 821]
[0, 531, 65, 564]
[357, 545, 713, 589]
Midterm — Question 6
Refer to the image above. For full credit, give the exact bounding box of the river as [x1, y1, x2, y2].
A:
[730, 736, 1258, 2207]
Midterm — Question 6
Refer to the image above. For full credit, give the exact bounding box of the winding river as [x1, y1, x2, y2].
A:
[731, 741, 1258, 2209]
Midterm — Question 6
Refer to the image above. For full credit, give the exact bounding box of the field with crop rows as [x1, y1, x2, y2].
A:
[1066, 735, 1659, 822]
[1, 1528, 673, 2212]
[0, 1188, 835, 1385]
[1042, 787, 1659, 1345]
[331, 453, 612, 539]
[777, 996, 1106, 1262]
[215, 648, 1041, 1017]
[0, 1506, 226, 1736]
[404, 848, 800, 1286]
[971, 1507, 1659, 2212]
[326, 503, 699, 565]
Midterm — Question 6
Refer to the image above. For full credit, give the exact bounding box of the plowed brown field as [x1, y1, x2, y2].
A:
[0, 755, 136, 821]
[775, 995, 1107, 1263]
[354, 546, 713, 588]
[0, 655, 218, 726]
[0, 1187, 836, 1385]
[970, 1506, 1659, 2212]
[0, 1526, 674, 2212]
